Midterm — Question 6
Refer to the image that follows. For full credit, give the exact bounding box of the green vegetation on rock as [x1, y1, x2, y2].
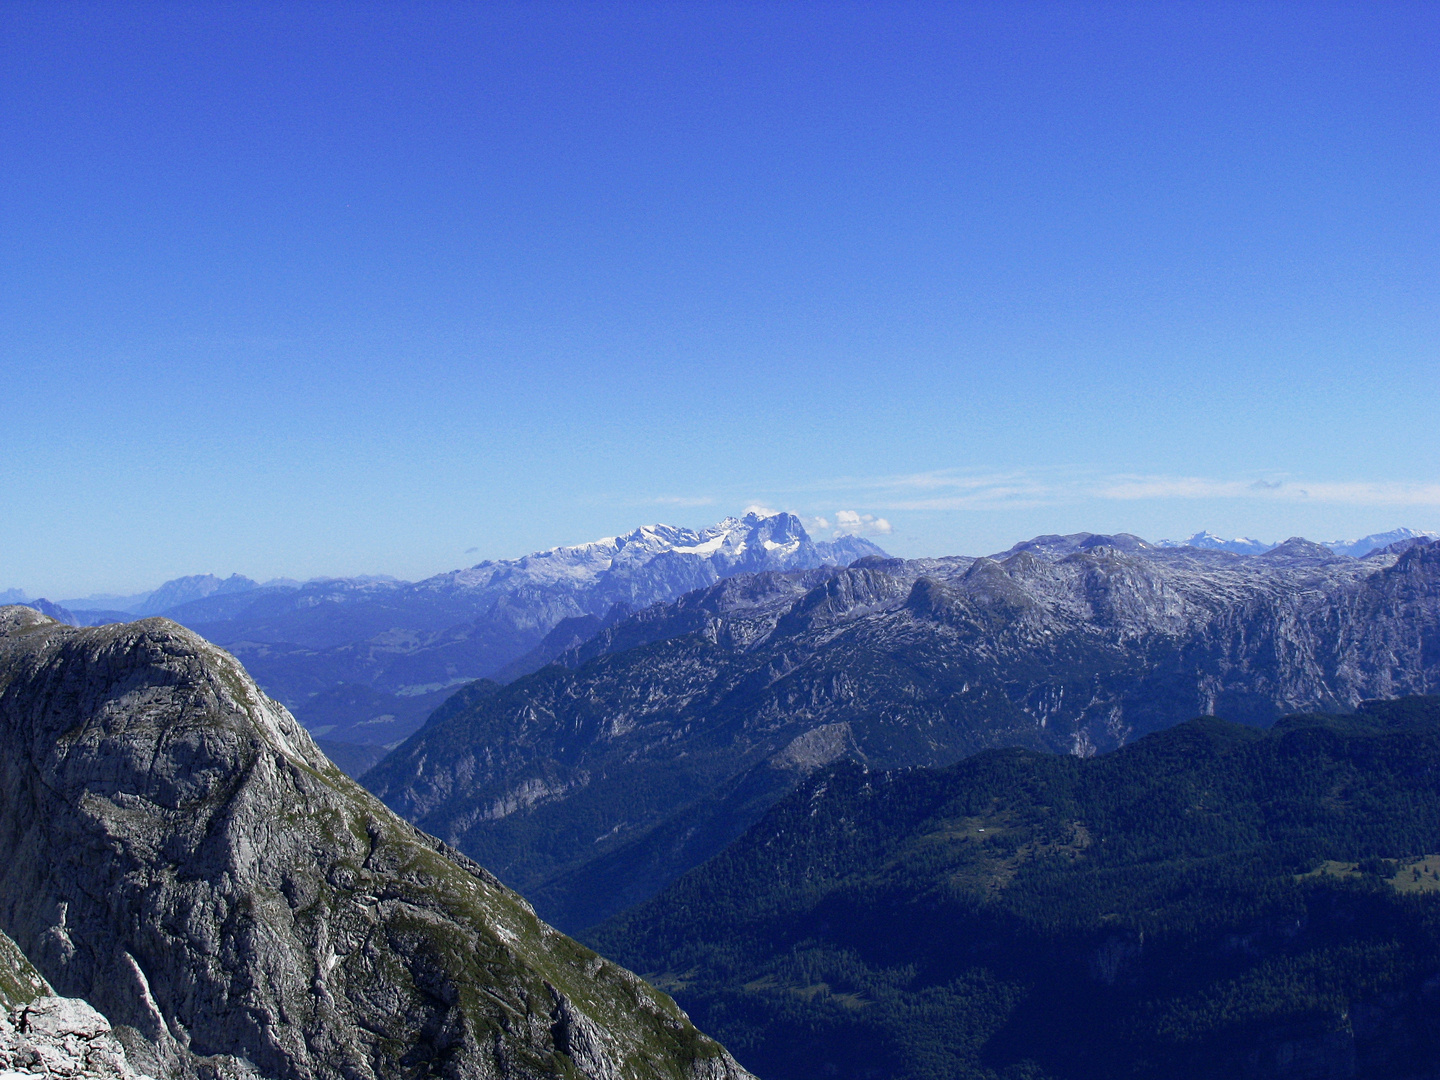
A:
[0, 928, 49, 1012]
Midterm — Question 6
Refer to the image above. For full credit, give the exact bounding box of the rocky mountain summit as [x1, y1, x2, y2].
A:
[1156, 530, 1272, 555]
[421, 513, 872, 602]
[364, 534, 1440, 932]
[0, 607, 752, 1080]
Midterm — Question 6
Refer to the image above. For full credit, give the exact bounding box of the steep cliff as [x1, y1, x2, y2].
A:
[0, 607, 752, 1080]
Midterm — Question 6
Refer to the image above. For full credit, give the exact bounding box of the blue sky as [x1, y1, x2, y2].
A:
[2, 2, 1437, 595]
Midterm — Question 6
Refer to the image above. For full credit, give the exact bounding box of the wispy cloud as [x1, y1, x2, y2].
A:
[802, 511, 892, 538]
[647, 495, 716, 507]
[1094, 476, 1440, 506]
[820, 470, 1063, 511]
[804, 469, 1440, 510]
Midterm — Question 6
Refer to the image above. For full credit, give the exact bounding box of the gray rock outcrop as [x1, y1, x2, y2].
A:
[0, 992, 153, 1080]
[0, 607, 753, 1080]
[0, 923, 150, 1080]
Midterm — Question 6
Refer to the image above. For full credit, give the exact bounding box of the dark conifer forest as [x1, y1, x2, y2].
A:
[593, 697, 1440, 1080]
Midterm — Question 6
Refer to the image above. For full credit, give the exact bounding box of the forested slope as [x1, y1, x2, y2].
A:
[593, 696, 1440, 1080]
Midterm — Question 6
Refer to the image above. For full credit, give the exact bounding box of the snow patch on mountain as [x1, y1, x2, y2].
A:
[1156, 532, 1274, 555]
[1324, 528, 1440, 559]
[1158, 528, 1440, 559]
[429, 512, 881, 596]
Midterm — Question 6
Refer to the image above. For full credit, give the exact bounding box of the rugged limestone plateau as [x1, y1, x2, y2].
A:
[364, 534, 1440, 931]
[0, 607, 752, 1080]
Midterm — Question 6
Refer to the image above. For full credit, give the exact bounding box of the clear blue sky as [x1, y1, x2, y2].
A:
[2, 1, 1437, 596]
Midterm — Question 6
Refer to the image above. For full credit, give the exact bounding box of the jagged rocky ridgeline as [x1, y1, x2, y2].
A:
[365, 535, 1440, 932]
[0, 607, 753, 1080]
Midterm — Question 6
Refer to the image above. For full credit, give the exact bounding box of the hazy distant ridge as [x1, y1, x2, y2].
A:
[1157, 526, 1439, 559]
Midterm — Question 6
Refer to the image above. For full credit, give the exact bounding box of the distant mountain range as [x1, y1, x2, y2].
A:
[1157, 526, 1440, 558]
[9, 513, 887, 756]
[12, 525, 1429, 622]
[363, 533, 1440, 933]
[8, 521, 1435, 763]
[1155, 530, 1274, 554]
[41, 572, 307, 618]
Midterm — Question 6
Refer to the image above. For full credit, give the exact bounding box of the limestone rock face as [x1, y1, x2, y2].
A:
[0, 922, 144, 1079]
[0, 993, 151, 1080]
[0, 607, 752, 1080]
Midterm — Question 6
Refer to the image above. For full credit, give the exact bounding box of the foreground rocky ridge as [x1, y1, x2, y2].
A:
[0, 922, 200, 1080]
[364, 535, 1440, 931]
[0, 984, 152, 1080]
[0, 607, 752, 1080]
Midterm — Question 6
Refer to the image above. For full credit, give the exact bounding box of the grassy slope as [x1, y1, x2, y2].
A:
[0, 929, 48, 1011]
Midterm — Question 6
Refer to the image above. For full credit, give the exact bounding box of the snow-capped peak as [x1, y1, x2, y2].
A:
[1155, 527, 1440, 560]
[1324, 528, 1440, 559]
[1156, 532, 1273, 555]
[428, 511, 867, 600]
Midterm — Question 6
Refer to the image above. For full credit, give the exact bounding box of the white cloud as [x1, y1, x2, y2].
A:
[744, 503, 782, 518]
[805, 516, 831, 533]
[834, 510, 893, 536]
